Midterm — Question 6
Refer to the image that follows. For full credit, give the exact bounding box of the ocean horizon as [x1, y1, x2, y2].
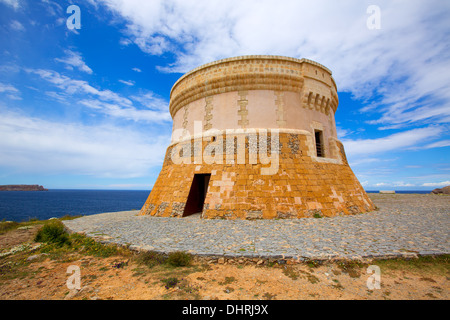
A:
[0, 189, 434, 222]
[0, 189, 150, 222]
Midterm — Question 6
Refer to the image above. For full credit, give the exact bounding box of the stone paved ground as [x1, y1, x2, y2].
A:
[62, 194, 450, 261]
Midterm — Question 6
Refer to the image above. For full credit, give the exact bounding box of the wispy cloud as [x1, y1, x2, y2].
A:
[414, 140, 450, 150]
[118, 79, 135, 86]
[374, 183, 388, 187]
[44, 91, 68, 103]
[55, 50, 93, 74]
[26, 68, 131, 106]
[0, 0, 20, 10]
[342, 126, 445, 156]
[0, 109, 170, 178]
[25, 68, 171, 123]
[422, 181, 450, 187]
[10, 20, 25, 31]
[393, 182, 415, 187]
[0, 83, 19, 94]
[0, 82, 21, 100]
[131, 92, 168, 112]
[40, 0, 63, 17]
[80, 99, 170, 123]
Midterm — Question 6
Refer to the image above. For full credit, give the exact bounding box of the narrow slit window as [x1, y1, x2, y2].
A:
[315, 130, 324, 158]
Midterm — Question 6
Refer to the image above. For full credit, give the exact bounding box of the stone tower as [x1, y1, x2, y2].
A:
[140, 55, 375, 219]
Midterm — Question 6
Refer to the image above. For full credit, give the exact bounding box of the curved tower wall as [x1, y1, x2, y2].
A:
[141, 55, 375, 219]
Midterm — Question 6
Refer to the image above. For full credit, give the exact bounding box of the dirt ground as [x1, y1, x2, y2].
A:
[0, 225, 39, 249]
[0, 225, 448, 300]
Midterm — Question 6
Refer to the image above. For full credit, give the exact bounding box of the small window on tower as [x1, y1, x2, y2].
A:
[315, 130, 324, 157]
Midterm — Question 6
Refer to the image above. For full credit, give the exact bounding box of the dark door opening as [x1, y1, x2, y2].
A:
[183, 174, 211, 217]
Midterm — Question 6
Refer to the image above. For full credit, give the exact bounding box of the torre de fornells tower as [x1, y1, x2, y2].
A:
[140, 55, 375, 219]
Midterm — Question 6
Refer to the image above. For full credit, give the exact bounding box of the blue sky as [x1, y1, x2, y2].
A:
[0, 0, 449, 190]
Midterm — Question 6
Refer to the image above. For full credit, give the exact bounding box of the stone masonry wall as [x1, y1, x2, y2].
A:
[140, 132, 375, 219]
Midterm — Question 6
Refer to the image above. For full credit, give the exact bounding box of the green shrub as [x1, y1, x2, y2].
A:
[136, 251, 167, 268]
[167, 251, 192, 267]
[34, 220, 70, 246]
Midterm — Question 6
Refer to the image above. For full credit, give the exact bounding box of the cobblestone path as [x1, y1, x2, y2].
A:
[63, 194, 449, 260]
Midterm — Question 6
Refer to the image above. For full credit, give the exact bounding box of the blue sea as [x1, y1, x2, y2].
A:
[0, 189, 150, 222]
[0, 189, 432, 222]
[366, 190, 431, 194]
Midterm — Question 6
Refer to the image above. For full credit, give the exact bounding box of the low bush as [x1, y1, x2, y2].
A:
[135, 251, 192, 268]
[167, 251, 192, 267]
[135, 251, 167, 268]
[34, 220, 70, 246]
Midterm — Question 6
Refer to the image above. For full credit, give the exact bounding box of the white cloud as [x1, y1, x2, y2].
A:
[0, 83, 19, 93]
[336, 126, 354, 139]
[342, 126, 444, 156]
[26, 68, 131, 106]
[45, 91, 68, 103]
[418, 140, 450, 150]
[6, 94, 22, 100]
[95, 0, 450, 129]
[0, 82, 21, 100]
[393, 182, 415, 187]
[118, 79, 135, 86]
[119, 38, 132, 46]
[374, 183, 388, 187]
[131, 92, 168, 112]
[26, 68, 171, 123]
[40, 0, 63, 16]
[55, 50, 93, 74]
[10, 20, 25, 31]
[132, 67, 142, 73]
[0, 109, 170, 178]
[370, 182, 415, 187]
[422, 181, 450, 187]
[0, 0, 20, 10]
[80, 99, 171, 123]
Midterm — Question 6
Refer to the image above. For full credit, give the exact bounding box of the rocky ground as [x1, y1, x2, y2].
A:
[0, 194, 449, 300]
[0, 224, 448, 300]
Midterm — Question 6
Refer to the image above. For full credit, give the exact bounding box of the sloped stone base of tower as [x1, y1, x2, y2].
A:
[140, 131, 375, 219]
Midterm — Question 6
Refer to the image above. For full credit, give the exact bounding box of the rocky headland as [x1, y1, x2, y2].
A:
[0, 185, 48, 191]
[431, 186, 450, 194]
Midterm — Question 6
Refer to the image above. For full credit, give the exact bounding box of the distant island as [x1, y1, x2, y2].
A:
[0, 185, 48, 191]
